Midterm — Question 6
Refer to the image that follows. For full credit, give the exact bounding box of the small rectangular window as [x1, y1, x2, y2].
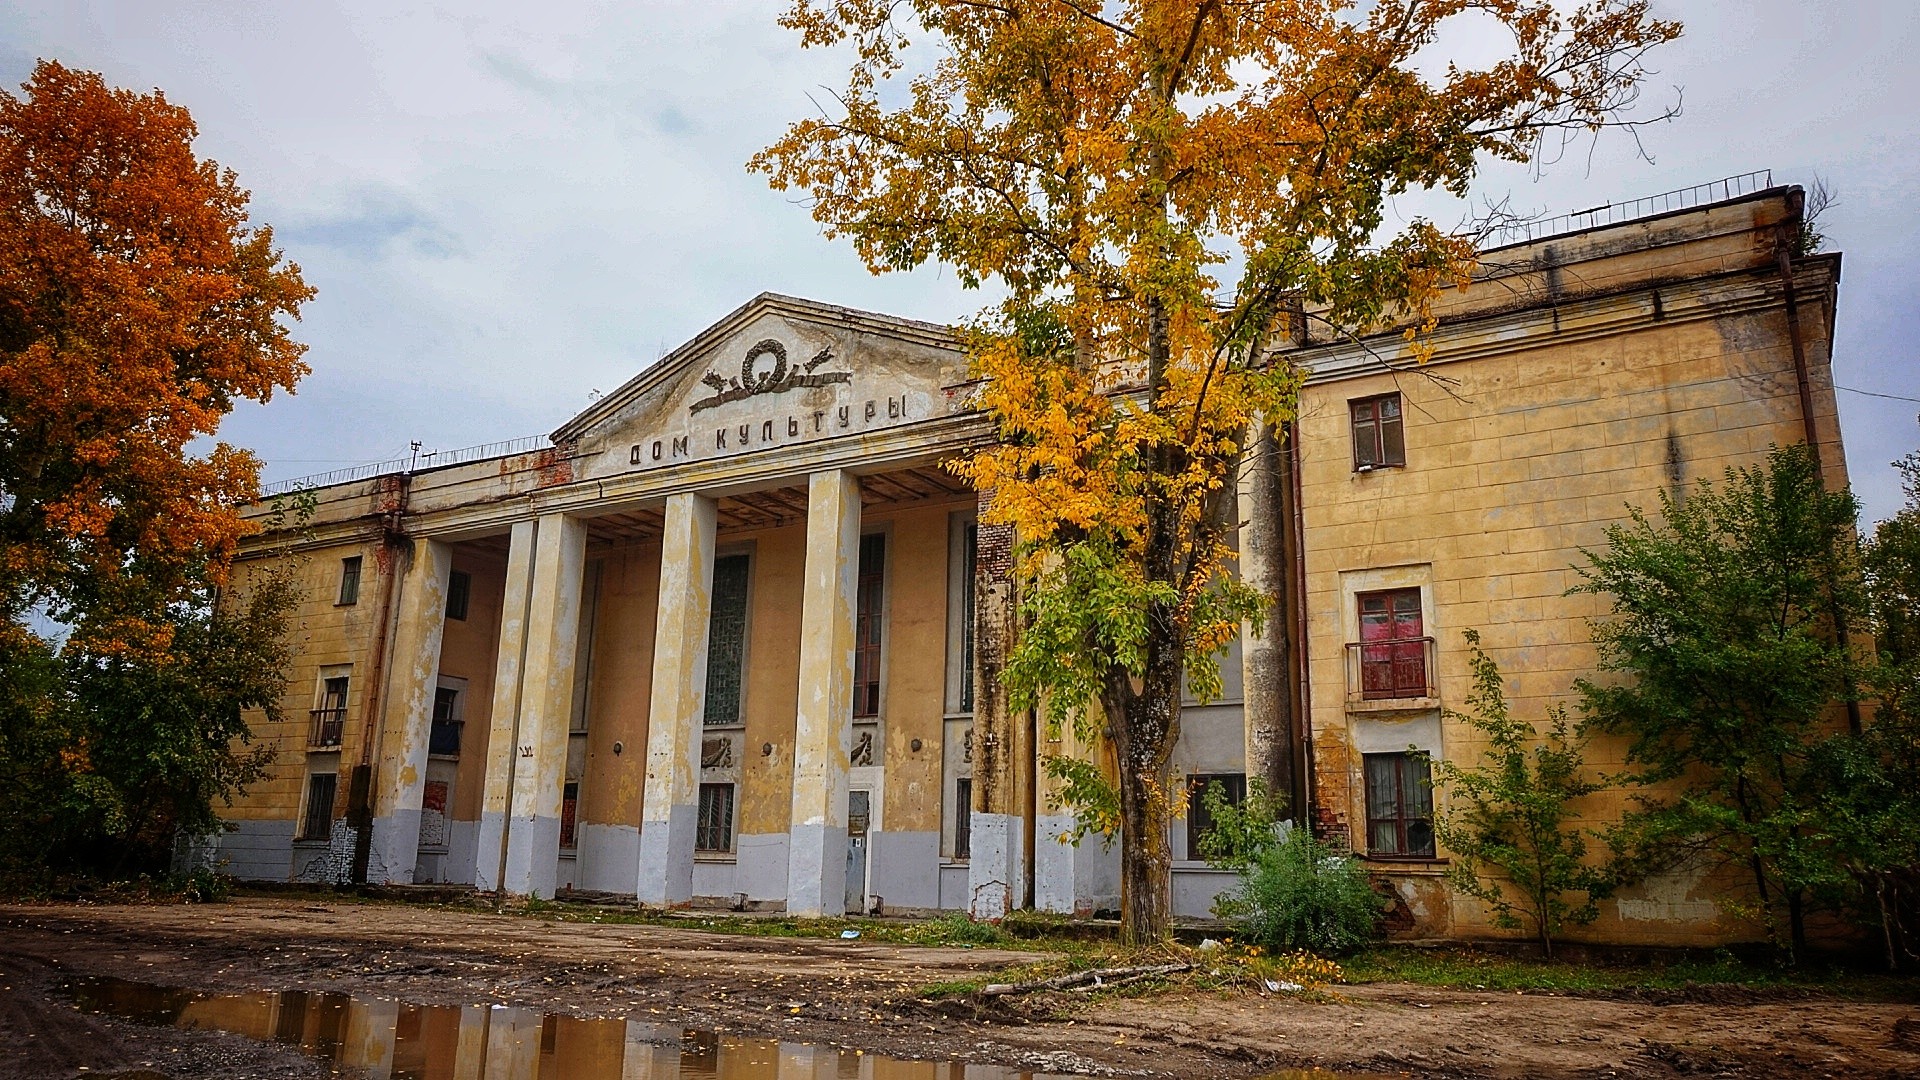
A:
[853, 533, 886, 719]
[429, 686, 462, 756]
[1364, 752, 1435, 858]
[954, 777, 972, 860]
[300, 772, 338, 841]
[1357, 588, 1427, 699]
[445, 570, 471, 621]
[337, 556, 363, 606]
[560, 782, 579, 850]
[696, 783, 736, 853]
[1185, 773, 1247, 859]
[1351, 393, 1406, 470]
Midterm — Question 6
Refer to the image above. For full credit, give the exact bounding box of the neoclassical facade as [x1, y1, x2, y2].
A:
[215, 181, 1850, 944]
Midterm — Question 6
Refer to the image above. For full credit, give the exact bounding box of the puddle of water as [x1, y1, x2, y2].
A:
[71, 974, 1395, 1079]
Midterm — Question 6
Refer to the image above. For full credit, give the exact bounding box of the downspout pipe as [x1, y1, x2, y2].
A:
[1775, 193, 1864, 735]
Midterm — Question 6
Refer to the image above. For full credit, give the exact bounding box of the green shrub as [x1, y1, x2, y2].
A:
[1213, 823, 1385, 954]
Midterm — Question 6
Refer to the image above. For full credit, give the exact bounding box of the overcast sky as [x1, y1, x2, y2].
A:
[1, 1, 1915, 522]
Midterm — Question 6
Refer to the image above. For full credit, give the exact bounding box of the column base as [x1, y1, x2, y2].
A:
[786, 821, 850, 917]
[1034, 813, 1121, 916]
[635, 803, 697, 907]
[366, 809, 421, 885]
[502, 813, 562, 898]
[967, 811, 1026, 921]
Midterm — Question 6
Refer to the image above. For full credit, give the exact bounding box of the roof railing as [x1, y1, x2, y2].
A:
[1485, 170, 1775, 249]
[260, 434, 552, 497]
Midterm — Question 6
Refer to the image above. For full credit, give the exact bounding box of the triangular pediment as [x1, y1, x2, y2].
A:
[557, 293, 969, 482]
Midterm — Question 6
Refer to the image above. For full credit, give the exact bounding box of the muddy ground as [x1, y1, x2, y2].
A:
[1, 897, 1917, 1079]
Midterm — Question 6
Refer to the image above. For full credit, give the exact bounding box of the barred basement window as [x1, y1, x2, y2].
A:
[1186, 773, 1246, 858]
[337, 556, 362, 606]
[853, 533, 886, 718]
[300, 772, 337, 841]
[703, 554, 751, 726]
[1364, 752, 1435, 858]
[1351, 393, 1406, 470]
[696, 783, 735, 853]
[445, 570, 471, 620]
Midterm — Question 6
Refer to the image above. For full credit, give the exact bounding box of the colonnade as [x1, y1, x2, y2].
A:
[363, 468, 869, 916]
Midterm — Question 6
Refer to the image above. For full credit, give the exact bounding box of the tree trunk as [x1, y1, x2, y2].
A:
[1109, 633, 1182, 944]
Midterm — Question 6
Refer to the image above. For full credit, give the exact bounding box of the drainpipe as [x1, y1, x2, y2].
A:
[351, 473, 414, 883]
[1285, 419, 1315, 828]
[1775, 194, 1864, 734]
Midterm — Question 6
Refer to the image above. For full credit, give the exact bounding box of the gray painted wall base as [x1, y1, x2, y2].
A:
[1173, 866, 1241, 919]
[206, 819, 297, 882]
[868, 830, 939, 912]
[787, 821, 849, 916]
[734, 833, 789, 902]
[636, 803, 697, 906]
[576, 823, 640, 895]
[439, 820, 478, 885]
[691, 859, 736, 900]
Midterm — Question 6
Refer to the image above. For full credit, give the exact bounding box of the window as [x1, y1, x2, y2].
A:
[1351, 394, 1405, 470]
[703, 555, 751, 726]
[300, 772, 337, 841]
[958, 521, 977, 713]
[696, 783, 735, 853]
[310, 675, 349, 748]
[853, 533, 886, 718]
[445, 570, 471, 621]
[1185, 773, 1247, 859]
[560, 782, 579, 850]
[1364, 752, 1434, 858]
[1357, 588, 1427, 699]
[429, 686, 462, 756]
[953, 777, 972, 860]
[337, 556, 362, 606]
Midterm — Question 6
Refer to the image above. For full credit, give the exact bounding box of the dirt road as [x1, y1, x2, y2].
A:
[2, 898, 1916, 1079]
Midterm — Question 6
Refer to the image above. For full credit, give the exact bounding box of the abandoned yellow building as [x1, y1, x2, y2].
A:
[210, 176, 1851, 945]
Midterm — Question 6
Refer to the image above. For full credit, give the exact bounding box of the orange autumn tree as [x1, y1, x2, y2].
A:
[755, 1, 1679, 941]
[0, 61, 311, 879]
[0, 59, 312, 645]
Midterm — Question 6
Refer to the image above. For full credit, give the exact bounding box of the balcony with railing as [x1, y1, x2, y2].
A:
[308, 707, 346, 749]
[429, 719, 463, 757]
[1344, 636, 1437, 709]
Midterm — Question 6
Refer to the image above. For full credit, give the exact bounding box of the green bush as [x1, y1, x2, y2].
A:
[1212, 823, 1385, 954]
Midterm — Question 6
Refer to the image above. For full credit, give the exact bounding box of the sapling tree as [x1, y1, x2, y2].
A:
[1428, 629, 1613, 958]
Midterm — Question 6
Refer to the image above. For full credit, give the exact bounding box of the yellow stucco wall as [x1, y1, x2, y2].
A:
[1298, 227, 1845, 946]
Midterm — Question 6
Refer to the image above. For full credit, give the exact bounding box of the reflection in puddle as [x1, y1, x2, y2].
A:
[71, 974, 1391, 1079]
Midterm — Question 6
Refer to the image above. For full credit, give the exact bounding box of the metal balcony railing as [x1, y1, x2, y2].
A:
[308, 707, 346, 748]
[428, 720, 463, 757]
[1344, 637, 1437, 703]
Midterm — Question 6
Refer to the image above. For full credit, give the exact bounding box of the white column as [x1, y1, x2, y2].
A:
[635, 492, 717, 907]
[785, 469, 862, 916]
[367, 537, 453, 885]
[502, 513, 587, 898]
[475, 520, 537, 892]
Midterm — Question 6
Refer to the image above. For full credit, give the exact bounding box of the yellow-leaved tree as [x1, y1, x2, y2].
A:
[754, 0, 1679, 942]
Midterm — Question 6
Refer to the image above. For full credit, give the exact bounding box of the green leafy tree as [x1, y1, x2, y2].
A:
[1813, 439, 1920, 970]
[1428, 629, 1613, 958]
[1575, 443, 1863, 960]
